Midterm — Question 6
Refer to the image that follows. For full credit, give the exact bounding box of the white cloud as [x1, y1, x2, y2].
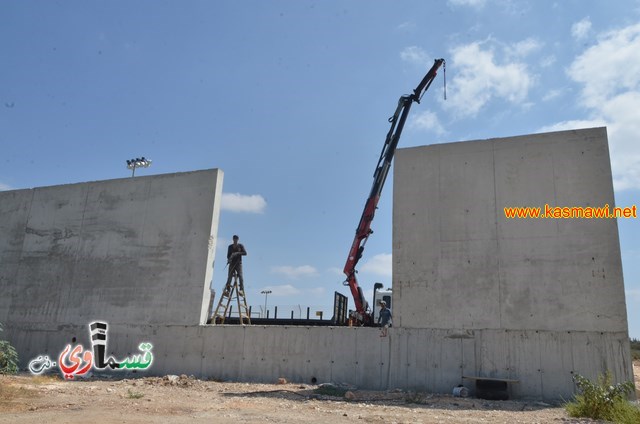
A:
[397, 21, 416, 32]
[410, 110, 446, 135]
[445, 40, 534, 117]
[308, 287, 326, 296]
[542, 89, 562, 102]
[545, 23, 640, 190]
[568, 24, 640, 108]
[571, 17, 592, 41]
[327, 266, 344, 276]
[360, 253, 392, 277]
[260, 284, 301, 296]
[0, 182, 13, 191]
[400, 46, 430, 67]
[271, 265, 318, 279]
[447, 0, 486, 8]
[540, 55, 556, 68]
[504, 38, 542, 58]
[538, 119, 607, 134]
[221, 192, 266, 213]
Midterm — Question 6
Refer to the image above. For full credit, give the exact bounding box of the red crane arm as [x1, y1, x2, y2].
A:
[343, 59, 445, 325]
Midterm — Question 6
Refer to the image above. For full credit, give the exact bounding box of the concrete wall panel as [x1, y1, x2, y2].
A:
[506, 331, 542, 399]
[538, 331, 574, 399]
[438, 331, 464, 392]
[418, 330, 440, 391]
[439, 240, 500, 329]
[329, 328, 357, 385]
[283, 327, 310, 383]
[304, 327, 332, 385]
[392, 128, 634, 398]
[0, 190, 32, 316]
[438, 142, 497, 242]
[218, 326, 246, 381]
[355, 328, 389, 389]
[5, 322, 633, 400]
[0, 169, 223, 327]
[201, 326, 226, 377]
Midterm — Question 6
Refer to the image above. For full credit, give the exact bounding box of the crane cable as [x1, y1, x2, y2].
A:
[443, 60, 447, 100]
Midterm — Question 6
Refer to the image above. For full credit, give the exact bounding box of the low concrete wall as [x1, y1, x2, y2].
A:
[6, 322, 632, 401]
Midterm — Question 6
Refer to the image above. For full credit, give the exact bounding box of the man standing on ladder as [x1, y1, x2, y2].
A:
[224, 235, 247, 296]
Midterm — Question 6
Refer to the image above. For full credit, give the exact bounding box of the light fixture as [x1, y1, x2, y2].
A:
[126, 157, 152, 177]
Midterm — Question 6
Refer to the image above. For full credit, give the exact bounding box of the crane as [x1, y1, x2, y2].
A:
[343, 58, 445, 325]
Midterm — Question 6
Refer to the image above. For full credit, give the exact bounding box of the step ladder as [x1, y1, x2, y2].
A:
[212, 267, 251, 325]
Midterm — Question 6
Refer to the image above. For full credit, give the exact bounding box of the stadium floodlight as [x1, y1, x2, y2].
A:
[261, 290, 272, 317]
[126, 156, 152, 177]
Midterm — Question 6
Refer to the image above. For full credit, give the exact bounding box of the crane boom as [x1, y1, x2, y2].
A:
[343, 58, 445, 325]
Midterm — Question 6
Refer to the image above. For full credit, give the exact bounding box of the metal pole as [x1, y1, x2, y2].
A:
[261, 290, 272, 319]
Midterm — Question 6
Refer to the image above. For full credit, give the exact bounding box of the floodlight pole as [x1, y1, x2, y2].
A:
[261, 290, 272, 317]
[126, 157, 152, 177]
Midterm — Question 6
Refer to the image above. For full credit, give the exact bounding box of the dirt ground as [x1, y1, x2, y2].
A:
[1, 361, 638, 424]
[635, 359, 640, 399]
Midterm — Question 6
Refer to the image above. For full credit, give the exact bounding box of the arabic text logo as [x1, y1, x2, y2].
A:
[28, 321, 154, 379]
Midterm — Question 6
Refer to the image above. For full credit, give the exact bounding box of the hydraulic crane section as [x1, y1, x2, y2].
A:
[343, 58, 445, 325]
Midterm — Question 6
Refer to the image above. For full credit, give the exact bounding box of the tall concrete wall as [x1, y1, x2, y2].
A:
[393, 127, 633, 397]
[0, 169, 223, 327]
[1, 130, 633, 401]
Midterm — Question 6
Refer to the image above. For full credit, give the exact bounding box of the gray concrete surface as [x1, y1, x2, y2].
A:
[393, 127, 634, 396]
[1, 129, 634, 400]
[0, 169, 223, 327]
[6, 322, 632, 401]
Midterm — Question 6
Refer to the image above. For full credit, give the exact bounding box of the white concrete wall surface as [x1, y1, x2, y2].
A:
[392, 127, 633, 396]
[0, 169, 223, 327]
[6, 322, 632, 401]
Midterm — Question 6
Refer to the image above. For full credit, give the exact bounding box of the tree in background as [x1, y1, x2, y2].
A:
[0, 322, 18, 374]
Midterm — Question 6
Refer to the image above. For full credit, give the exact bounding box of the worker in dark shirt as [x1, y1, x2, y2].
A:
[224, 235, 247, 295]
[378, 300, 392, 337]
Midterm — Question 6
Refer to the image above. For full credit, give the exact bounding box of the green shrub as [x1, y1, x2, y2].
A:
[126, 388, 144, 399]
[565, 372, 639, 423]
[607, 398, 640, 424]
[0, 322, 19, 375]
[313, 384, 348, 397]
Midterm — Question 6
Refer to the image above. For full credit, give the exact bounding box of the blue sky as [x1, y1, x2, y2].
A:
[1, 0, 639, 337]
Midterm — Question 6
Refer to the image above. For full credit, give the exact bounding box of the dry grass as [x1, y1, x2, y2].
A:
[29, 374, 62, 385]
[0, 377, 39, 413]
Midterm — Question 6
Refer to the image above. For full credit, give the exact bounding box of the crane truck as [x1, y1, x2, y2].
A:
[343, 58, 445, 326]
